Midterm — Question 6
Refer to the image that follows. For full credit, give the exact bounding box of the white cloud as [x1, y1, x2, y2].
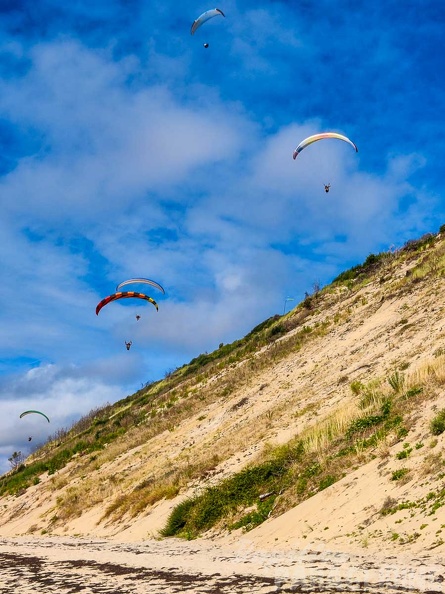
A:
[0, 2, 442, 473]
[0, 40, 250, 226]
[0, 362, 131, 473]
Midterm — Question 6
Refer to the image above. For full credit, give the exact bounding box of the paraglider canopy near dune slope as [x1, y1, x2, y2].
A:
[95, 292, 159, 315]
[191, 8, 225, 35]
[20, 410, 50, 423]
[115, 278, 165, 295]
[293, 132, 358, 160]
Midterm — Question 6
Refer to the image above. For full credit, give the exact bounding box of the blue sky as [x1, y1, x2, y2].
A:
[0, 0, 444, 473]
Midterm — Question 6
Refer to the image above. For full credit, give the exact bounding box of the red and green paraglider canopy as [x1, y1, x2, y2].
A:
[95, 291, 158, 315]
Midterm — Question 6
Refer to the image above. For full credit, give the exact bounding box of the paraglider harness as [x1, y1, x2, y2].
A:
[125, 341, 132, 351]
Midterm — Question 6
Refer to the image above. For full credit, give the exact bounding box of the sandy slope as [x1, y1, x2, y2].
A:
[1, 246, 445, 589]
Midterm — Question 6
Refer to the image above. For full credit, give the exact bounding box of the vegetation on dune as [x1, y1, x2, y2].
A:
[333, 252, 389, 284]
[161, 372, 431, 538]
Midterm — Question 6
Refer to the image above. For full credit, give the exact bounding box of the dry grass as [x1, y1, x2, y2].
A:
[301, 404, 359, 455]
[419, 452, 444, 477]
[404, 355, 445, 394]
[100, 452, 222, 522]
[101, 482, 181, 523]
[51, 478, 115, 522]
[49, 476, 69, 491]
[376, 439, 391, 460]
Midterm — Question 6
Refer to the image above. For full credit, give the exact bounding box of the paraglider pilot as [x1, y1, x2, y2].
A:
[324, 184, 331, 193]
[125, 341, 132, 351]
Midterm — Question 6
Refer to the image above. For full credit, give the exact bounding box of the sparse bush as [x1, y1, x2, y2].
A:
[303, 294, 313, 309]
[402, 233, 435, 252]
[318, 475, 336, 491]
[346, 400, 392, 438]
[388, 371, 404, 393]
[396, 445, 412, 460]
[430, 409, 445, 435]
[350, 381, 363, 395]
[8, 451, 25, 470]
[333, 252, 387, 283]
[380, 496, 398, 515]
[229, 496, 276, 532]
[396, 426, 409, 439]
[269, 324, 285, 338]
[404, 386, 423, 399]
[391, 468, 409, 481]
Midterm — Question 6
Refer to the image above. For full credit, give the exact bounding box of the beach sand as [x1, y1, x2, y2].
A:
[0, 536, 443, 593]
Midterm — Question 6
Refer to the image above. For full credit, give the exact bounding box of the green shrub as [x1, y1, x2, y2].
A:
[229, 496, 276, 531]
[396, 426, 409, 439]
[269, 324, 285, 337]
[350, 381, 363, 395]
[430, 409, 445, 436]
[396, 446, 412, 459]
[161, 444, 305, 537]
[404, 386, 423, 399]
[346, 400, 392, 438]
[160, 499, 196, 537]
[391, 468, 409, 481]
[333, 252, 387, 283]
[303, 295, 313, 309]
[388, 371, 404, 393]
[318, 475, 336, 491]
